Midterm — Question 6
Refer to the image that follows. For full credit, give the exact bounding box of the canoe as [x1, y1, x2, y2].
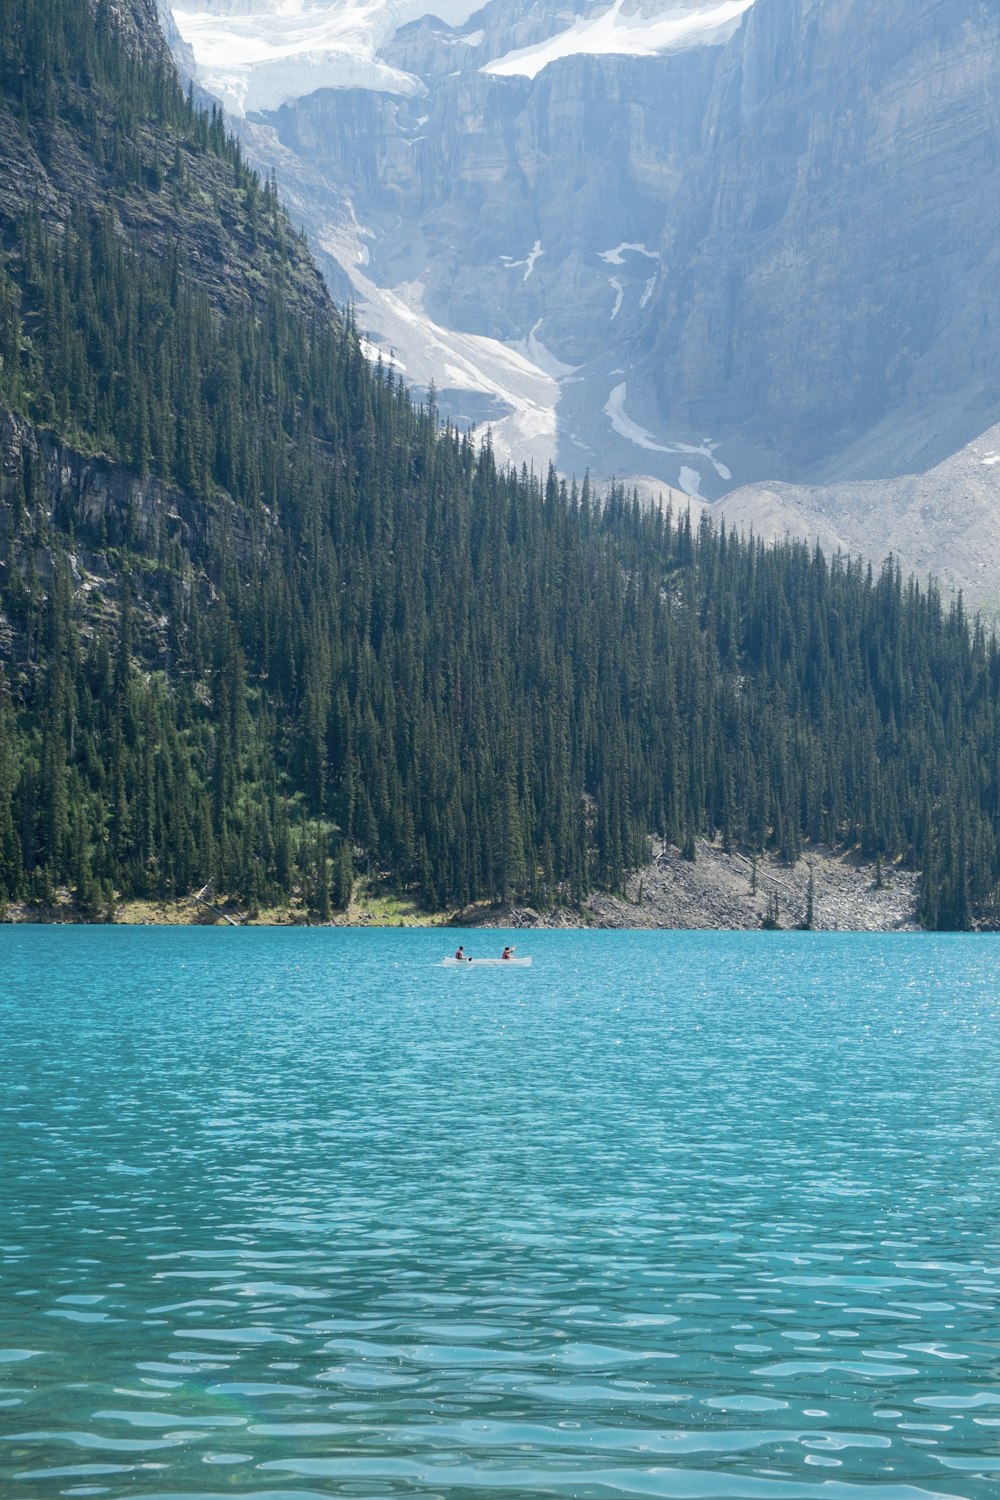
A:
[441, 956, 532, 967]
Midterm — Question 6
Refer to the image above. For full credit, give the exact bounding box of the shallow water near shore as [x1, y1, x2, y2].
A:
[2, 927, 1000, 1499]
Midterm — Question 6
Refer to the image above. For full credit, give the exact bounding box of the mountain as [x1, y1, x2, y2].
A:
[167, 0, 1000, 605]
[7, 0, 1000, 931]
[166, 0, 746, 481]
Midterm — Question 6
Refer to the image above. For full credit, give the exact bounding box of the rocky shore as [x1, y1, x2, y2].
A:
[459, 840, 922, 932]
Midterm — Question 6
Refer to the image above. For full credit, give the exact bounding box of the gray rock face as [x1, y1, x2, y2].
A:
[714, 419, 1000, 615]
[0, 409, 261, 571]
[646, 0, 1000, 477]
[269, 48, 716, 355]
[0, 406, 266, 676]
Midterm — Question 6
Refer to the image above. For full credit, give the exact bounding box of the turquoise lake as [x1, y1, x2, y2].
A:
[2, 927, 1000, 1500]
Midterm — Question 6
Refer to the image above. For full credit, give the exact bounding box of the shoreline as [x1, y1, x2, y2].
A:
[1, 840, 924, 931]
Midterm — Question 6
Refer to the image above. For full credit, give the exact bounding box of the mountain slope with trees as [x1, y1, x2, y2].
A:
[1, 0, 999, 929]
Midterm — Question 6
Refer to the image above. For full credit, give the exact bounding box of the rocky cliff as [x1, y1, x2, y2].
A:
[0, 0, 330, 324]
[268, 46, 718, 354]
[0, 0, 330, 676]
[645, 0, 1000, 480]
[0, 406, 264, 678]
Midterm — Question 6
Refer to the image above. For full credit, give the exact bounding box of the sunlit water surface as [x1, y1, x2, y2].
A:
[2, 928, 1000, 1500]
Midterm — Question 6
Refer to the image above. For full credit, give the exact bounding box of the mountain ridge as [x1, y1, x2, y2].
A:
[168, 0, 741, 480]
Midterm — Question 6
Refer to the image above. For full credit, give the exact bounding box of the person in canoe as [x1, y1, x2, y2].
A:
[501, 945, 513, 960]
[455, 944, 466, 961]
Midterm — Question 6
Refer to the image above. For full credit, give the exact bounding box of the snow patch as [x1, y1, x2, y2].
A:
[604, 383, 733, 481]
[981, 453, 1000, 466]
[678, 465, 704, 499]
[484, 0, 755, 81]
[514, 321, 579, 380]
[359, 338, 405, 373]
[599, 243, 660, 315]
[502, 239, 544, 282]
[605, 383, 674, 452]
[598, 242, 658, 266]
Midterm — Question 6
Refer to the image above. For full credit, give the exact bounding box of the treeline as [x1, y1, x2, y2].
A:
[1, 0, 999, 928]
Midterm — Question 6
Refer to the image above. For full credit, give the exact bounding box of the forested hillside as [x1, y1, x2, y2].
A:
[0, 0, 998, 928]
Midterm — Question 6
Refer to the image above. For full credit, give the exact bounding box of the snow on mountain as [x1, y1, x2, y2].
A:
[604, 384, 731, 480]
[171, 0, 752, 113]
[483, 0, 753, 80]
[171, 0, 485, 113]
[312, 204, 565, 471]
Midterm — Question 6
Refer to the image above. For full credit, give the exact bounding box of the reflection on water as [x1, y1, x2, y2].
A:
[1, 927, 999, 1498]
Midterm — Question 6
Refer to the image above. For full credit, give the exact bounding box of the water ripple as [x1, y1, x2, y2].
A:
[2, 928, 1000, 1497]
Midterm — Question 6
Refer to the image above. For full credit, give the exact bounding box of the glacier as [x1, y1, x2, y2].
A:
[172, 0, 755, 114]
[171, 0, 486, 113]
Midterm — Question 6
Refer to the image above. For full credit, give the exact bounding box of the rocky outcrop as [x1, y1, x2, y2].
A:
[0, 408, 268, 679]
[0, 407, 270, 563]
[456, 838, 922, 931]
[0, 0, 330, 326]
[3, 409, 184, 554]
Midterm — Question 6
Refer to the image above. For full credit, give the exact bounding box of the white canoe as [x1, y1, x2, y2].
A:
[442, 956, 532, 967]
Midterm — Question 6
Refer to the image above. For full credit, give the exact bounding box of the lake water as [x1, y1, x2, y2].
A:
[2, 928, 1000, 1500]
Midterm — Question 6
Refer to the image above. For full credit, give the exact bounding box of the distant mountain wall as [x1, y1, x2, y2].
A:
[266, 46, 720, 358]
[166, 0, 745, 481]
[644, 0, 1000, 476]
